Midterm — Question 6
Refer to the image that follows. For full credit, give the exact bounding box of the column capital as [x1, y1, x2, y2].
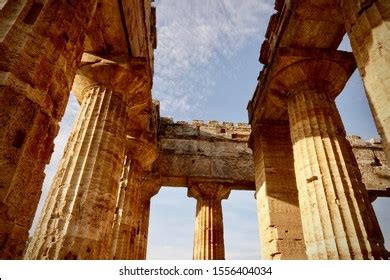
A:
[248, 48, 356, 128]
[72, 53, 151, 104]
[124, 100, 159, 170]
[126, 136, 158, 169]
[139, 176, 161, 201]
[269, 48, 356, 100]
[187, 179, 231, 201]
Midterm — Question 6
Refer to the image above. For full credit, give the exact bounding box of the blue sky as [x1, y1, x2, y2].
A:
[32, 0, 389, 259]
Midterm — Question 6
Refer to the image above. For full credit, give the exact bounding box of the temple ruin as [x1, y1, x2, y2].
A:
[0, 0, 389, 260]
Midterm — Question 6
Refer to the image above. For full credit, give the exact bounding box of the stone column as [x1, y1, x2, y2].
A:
[0, 0, 97, 259]
[340, 0, 390, 162]
[111, 155, 132, 258]
[111, 110, 159, 260]
[111, 157, 142, 259]
[251, 123, 306, 260]
[280, 56, 387, 259]
[112, 173, 160, 260]
[26, 55, 151, 259]
[131, 179, 160, 260]
[188, 181, 231, 260]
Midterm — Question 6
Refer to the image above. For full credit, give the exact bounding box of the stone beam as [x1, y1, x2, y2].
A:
[84, 0, 156, 77]
[154, 118, 254, 190]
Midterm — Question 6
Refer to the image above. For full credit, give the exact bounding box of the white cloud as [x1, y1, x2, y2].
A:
[153, 0, 274, 118]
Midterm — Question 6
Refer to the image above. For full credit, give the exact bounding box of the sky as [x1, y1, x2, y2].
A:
[31, 0, 390, 259]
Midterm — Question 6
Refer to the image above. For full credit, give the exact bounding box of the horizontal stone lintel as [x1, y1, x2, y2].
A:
[154, 120, 390, 197]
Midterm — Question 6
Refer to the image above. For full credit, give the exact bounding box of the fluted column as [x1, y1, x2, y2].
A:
[188, 181, 231, 260]
[264, 50, 387, 259]
[288, 81, 387, 259]
[26, 83, 128, 260]
[132, 179, 160, 260]
[251, 123, 306, 259]
[340, 0, 390, 162]
[0, 0, 97, 259]
[26, 55, 151, 259]
[111, 143, 159, 259]
[111, 158, 143, 259]
[111, 155, 132, 257]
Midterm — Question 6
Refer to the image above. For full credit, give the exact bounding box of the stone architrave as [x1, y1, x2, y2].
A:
[25, 55, 151, 259]
[0, 0, 98, 259]
[251, 123, 307, 259]
[340, 0, 390, 162]
[188, 181, 231, 260]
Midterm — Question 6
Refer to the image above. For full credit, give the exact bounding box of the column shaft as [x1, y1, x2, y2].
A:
[0, 0, 97, 259]
[112, 163, 160, 259]
[189, 183, 230, 260]
[130, 180, 160, 260]
[111, 104, 159, 259]
[252, 123, 306, 259]
[341, 0, 390, 161]
[111, 155, 132, 257]
[288, 84, 387, 259]
[112, 159, 143, 259]
[194, 198, 225, 260]
[26, 84, 128, 259]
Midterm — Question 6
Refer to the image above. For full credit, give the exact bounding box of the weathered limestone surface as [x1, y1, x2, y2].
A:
[0, 0, 98, 259]
[155, 118, 254, 190]
[188, 181, 231, 260]
[250, 123, 306, 260]
[340, 0, 390, 162]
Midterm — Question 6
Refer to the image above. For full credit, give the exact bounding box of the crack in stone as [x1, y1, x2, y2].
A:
[358, 0, 378, 16]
